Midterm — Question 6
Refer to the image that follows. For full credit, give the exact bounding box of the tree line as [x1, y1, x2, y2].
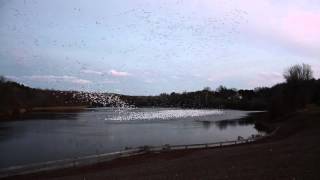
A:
[120, 86, 270, 110]
[1, 63, 320, 120]
[122, 63, 320, 119]
[0, 78, 88, 119]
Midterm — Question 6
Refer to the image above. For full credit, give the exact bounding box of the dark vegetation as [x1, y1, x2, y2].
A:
[0, 78, 88, 119]
[121, 86, 270, 110]
[268, 64, 320, 119]
[1, 63, 320, 121]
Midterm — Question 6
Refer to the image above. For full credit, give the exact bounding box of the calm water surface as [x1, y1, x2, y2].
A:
[0, 108, 263, 168]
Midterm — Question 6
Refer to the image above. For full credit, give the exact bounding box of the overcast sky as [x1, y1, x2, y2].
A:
[1, 0, 319, 95]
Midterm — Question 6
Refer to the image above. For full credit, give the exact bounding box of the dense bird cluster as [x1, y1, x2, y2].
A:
[72, 91, 130, 108]
[106, 109, 223, 121]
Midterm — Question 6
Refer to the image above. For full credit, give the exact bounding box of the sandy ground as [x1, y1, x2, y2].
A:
[4, 108, 320, 180]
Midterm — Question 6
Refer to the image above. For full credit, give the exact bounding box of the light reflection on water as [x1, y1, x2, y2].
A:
[0, 108, 262, 168]
[105, 109, 223, 121]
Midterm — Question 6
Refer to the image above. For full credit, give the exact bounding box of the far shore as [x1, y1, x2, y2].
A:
[31, 106, 88, 112]
[0, 106, 88, 121]
[0, 106, 260, 121]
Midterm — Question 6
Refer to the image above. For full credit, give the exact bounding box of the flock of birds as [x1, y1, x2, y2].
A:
[53, 91, 131, 108]
[3, 1, 250, 96]
[106, 109, 224, 121]
[5, 1, 249, 71]
[55, 90, 226, 122]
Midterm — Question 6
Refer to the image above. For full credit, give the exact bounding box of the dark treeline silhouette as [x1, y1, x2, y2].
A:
[1, 63, 320, 121]
[120, 86, 270, 110]
[268, 64, 320, 119]
[0, 77, 88, 119]
[122, 64, 320, 120]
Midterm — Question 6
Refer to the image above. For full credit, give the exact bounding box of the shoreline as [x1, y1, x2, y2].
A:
[0, 106, 88, 121]
[2, 108, 320, 179]
[0, 133, 266, 179]
[31, 106, 88, 112]
[0, 112, 280, 178]
[0, 107, 261, 122]
[0, 112, 269, 178]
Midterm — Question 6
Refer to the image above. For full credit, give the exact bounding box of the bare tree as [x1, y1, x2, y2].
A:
[0, 75, 7, 83]
[283, 64, 313, 82]
[203, 87, 211, 91]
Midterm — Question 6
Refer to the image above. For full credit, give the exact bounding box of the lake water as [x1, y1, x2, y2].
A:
[0, 108, 263, 168]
